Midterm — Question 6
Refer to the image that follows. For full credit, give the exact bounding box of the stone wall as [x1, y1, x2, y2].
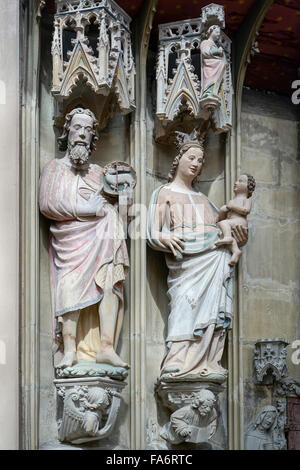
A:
[0, 0, 20, 450]
[239, 88, 300, 435]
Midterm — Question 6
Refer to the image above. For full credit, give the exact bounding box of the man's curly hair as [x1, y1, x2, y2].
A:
[57, 107, 99, 152]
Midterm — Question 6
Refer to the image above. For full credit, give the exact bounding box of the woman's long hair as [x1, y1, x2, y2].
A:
[168, 143, 205, 187]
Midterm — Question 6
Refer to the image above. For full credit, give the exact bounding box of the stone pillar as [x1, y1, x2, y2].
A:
[0, 0, 20, 450]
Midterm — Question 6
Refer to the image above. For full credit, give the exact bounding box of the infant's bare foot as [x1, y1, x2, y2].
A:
[56, 351, 77, 369]
[96, 347, 129, 369]
[215, 236, 234, 246]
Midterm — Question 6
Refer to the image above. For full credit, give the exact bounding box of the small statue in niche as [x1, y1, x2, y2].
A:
[39, 107, 133, 373]
[200, 25, 226, 109]
[245, 405, 279, 450]
[215, 174, 256, 266]
[160, 389, 217, 445]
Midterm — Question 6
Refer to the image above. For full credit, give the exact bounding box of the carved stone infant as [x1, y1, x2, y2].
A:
[215, 174, 256, 265]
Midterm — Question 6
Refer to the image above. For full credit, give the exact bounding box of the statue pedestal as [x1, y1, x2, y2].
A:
[54, 376, 127, 445]
[199, 95, 221, 112]
[55, 361, 129, 380]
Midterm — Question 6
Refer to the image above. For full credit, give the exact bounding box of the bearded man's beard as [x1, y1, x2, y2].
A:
[68, 143, 90, 166]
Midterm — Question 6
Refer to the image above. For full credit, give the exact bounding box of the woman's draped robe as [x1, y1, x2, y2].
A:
[147, 185, 233, 381]
[200, 38, 226, 99]
[39, 159, 129, 363]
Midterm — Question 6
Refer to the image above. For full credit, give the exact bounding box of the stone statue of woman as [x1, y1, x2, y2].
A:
[147, 129, 247, 383]
[200, 25, 226, 108]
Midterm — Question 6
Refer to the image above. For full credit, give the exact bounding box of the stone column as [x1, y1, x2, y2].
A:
[0, 0, 20, 450]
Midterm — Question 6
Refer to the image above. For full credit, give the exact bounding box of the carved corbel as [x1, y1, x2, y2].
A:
[253, 338, 290, 385]
[55, 377, 126, 445]
[156, 381, 223, 447]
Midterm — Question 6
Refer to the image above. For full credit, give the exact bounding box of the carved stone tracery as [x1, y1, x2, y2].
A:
[155, 3, 233, 141]
[52, 0, 135, 125]
[254, 338, 289, 385]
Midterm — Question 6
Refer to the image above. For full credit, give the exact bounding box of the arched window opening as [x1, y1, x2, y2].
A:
[191, 44, 201, 80]
[62, 20, 76, 62]
[168, 47, 177, 81]
[85, 17, 99, 57]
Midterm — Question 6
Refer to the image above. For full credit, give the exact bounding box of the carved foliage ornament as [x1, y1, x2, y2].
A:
[52, 0, 135, 116]
[254, 338, 290, 385]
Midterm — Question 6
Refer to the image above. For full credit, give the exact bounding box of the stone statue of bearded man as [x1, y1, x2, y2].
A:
[39, 107, 129, 371]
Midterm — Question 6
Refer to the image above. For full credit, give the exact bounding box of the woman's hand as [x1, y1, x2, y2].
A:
[232, 225, 248, 247]
[159, 233, 185, 257]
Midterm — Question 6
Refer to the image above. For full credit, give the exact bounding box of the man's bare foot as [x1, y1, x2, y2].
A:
[215, 236, 234, 246]
[96, 347, 129, 369]
[56, 351, 77, 369]
[229, 250, 242, 266]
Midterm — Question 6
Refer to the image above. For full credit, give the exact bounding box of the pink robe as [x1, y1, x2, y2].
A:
[39, 159, 129, 322]
[200, 38, 226, 95]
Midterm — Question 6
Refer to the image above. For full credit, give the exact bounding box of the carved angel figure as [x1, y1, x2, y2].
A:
[58, 386, 113, 444]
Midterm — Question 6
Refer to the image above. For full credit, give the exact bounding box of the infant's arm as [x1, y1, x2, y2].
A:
[216, 204, 228, 222]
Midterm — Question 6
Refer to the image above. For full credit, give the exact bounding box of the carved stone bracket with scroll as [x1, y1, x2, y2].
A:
[155, 2, 233, 142]
[54, 376, 126, 445]
[52, 0, 135, 128]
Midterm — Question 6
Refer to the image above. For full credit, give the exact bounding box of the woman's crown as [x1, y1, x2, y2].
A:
[174, 128, 205, 152]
